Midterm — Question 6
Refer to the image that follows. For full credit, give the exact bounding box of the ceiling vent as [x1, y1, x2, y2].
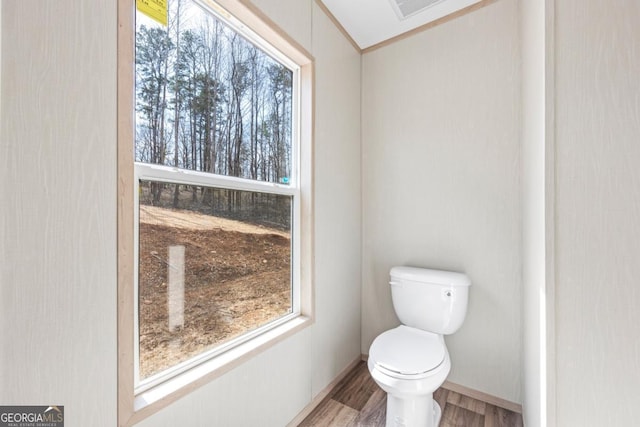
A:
[388, 0, 447, 20]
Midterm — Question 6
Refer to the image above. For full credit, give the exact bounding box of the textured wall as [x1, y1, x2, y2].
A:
[0, 1, 118, 426]
[310, 1, 363, 397]
[555, 0, 640, 425]
[361, 0, 522, 403]
[0, 0, 362, 426]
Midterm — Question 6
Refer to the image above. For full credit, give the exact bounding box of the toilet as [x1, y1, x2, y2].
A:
[368, 266, 471, 427]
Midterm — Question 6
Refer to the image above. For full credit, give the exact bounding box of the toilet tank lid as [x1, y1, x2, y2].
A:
[390, 266, 471, 287]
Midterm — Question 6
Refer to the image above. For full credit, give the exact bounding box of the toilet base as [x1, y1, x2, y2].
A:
[434, 400, 442, 426]
[385, 393, 442, 427]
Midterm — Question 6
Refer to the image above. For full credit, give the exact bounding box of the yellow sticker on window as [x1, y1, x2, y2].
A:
[136, 0, 168, 26]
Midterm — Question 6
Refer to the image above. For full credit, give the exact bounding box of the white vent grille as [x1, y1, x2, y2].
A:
[389, 0, 446, 20]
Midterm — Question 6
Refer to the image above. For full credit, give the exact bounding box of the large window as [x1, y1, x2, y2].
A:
[118, 0, 313, 422]
[134, 0, 301, 391]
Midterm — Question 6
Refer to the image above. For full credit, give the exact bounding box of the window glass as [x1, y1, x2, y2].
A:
[134, 0, 297, 386]
[138, 180, 292, 380]
[135, 0, 293, 185]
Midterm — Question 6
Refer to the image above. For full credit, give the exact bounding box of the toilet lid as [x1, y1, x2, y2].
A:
[370, 326, 445, 377]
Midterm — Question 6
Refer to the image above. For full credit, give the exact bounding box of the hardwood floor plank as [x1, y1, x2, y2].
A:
[446, 390, 487, 415]
[298, 398, 359, 427]
[350, 388, 386, 427]
[331, 362, 379, 411]
[484, 404, 524, 427]
[441, 404, 484, 427]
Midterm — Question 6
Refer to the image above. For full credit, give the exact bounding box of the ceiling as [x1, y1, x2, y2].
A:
[319, 0, 484, 50]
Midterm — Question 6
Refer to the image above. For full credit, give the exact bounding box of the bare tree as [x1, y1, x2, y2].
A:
[136, 24, 174, 204]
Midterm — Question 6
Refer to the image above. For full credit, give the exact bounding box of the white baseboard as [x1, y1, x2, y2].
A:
[285, 356, 363, 427]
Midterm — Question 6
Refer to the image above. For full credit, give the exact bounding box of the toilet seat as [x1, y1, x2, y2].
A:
[369, 326, 446, 380]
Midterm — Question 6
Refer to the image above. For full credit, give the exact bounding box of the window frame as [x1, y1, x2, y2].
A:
[117, 0, 314, 424]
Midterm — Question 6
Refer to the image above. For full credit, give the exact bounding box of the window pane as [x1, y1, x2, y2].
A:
[138, 180, 292, 380]
[135, 0, 293, 184]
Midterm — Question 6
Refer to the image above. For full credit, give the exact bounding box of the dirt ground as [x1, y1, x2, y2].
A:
[138, 205, 291, 380]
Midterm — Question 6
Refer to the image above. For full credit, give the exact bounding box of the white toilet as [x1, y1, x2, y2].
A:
[368, 266, 471, 427]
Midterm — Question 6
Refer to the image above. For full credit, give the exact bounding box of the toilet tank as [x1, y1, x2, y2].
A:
[390, 266, 471, 335]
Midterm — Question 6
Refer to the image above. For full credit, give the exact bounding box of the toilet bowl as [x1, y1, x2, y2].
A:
[367, 267, 470, 427]
[368, 326, 451, 427]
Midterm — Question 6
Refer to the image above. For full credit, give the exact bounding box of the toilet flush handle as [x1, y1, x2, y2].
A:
[389, 281, 402, 287]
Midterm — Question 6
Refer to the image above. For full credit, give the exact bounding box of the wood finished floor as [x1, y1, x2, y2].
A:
[298, 362, 523, 427]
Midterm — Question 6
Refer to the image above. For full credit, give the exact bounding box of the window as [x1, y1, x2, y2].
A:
[118, 0, 313, 423]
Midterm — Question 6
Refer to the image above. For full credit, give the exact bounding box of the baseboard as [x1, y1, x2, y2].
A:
[442, 380, 522, 414]
[285, 356, 362, 427]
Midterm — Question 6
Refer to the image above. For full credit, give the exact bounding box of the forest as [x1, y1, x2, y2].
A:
[135, 0, 294, 226]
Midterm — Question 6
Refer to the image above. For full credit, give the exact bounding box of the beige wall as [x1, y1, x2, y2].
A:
[554, 1, 640, 425]
[0, 0, 361, 426]
[0, 1, 118, 426]
[361, 0, 522, 403]
[309, 2, 362, 396]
